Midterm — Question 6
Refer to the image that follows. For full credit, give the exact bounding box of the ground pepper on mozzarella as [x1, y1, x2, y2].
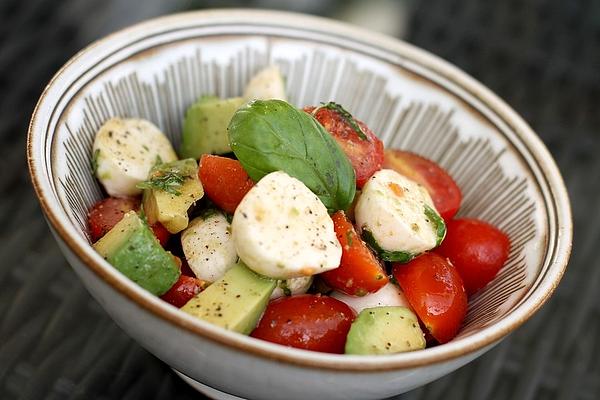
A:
[355, 169, 444, 258]
[181, 211, 238, 282]
[93, 117, 177, 197]
[231, 171, 342, 279]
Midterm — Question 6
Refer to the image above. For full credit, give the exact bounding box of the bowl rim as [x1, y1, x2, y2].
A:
[27, 8, 572, 371]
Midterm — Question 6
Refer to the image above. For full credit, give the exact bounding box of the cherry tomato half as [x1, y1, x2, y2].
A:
[150, 222, 171, 247]
[251, 294, 356, 353]
[199, 154, 254, 214]
[160, 275, 206, 308]
[87, 197, 170, 246]
[435, 218, 510, 296]
[393, 253, 467, 344]
[383, 149, 462, 221]
[305, 105, 384, 188]
[88, 197, 139, 242]
[320, 211, 388, 296]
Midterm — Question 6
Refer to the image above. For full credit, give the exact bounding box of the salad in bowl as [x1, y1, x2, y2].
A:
[87, 66, 510, 355]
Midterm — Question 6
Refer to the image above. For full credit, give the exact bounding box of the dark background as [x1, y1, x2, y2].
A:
[1, 0, 599, 399]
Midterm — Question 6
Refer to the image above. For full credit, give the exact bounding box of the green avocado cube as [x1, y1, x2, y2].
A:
[345, 306, 426, 355]
[179, 96, 245, 159]
[181, 262, 276, 334]
[93, 211, 180, 296]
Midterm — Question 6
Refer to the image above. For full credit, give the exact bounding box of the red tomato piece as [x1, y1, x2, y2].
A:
[383, 149, 462, 221]
[150, 222, 171, 247]
[251, 294, 356, 353]
[88, 197, 140, 242]
[304, 105, 384, 188]
[320, 211, 388, 296]
[88, 196, 171, 246]
[179, 258, 197, 277]
[393, 253, 467, 344]
[435, 218, 510, 296]
[199, 154, 254, 214]
[160, 275, 207, 308]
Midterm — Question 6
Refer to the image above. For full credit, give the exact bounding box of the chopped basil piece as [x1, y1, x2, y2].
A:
[345, 230, 354, 246]
[136, 158, 197, 196]
[361, 229, 415, 263]
[424, 204, 446, 246]
[278, 280, 292, 297]
[137, 170, 184, 196]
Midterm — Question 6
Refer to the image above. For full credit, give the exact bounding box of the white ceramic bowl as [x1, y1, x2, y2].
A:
[27, 9, 572, 400]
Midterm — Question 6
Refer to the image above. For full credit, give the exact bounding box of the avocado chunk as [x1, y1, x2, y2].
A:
[179, 96, 245, 158]
[181, 262, 276, 334]
[345, 306, 426, 355]
[93, 211, 180, 296]
[142, 158, 204, 234]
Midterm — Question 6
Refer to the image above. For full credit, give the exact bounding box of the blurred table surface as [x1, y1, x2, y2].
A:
[1, 0, 598, 399]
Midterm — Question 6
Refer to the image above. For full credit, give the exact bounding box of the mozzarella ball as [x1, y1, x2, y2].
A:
[270, 276, 314, 300]
[355, 169, 440, 255]
[232, 171, 341, 279]
[331, 283, 411, 314]
[181, 212, 237, 282]
[93, 117, 177, 197]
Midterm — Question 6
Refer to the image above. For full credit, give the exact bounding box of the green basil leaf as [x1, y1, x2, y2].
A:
[424, 204, 446, 246]
[278, 280, 292, 297]
[361, 229, 415, 263]
[228, 99, 356, 212]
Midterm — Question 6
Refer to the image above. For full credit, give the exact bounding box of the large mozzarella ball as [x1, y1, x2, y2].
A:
[232, 171, 341, 279]
[93, 117, 177, 197]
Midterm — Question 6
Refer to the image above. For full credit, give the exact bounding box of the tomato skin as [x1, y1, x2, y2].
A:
[383, 150, 462, 221]
[179, 258, 197, 277]
[435, 218, 510, 296]
[88, 197, 140, 242]
[199, 154, 254, 214]
[150, 222, 171, 247]
[88, 197, 171, 245]
[320, 211, 388, 296]
[250, 294, 356, 353]
[305, 106, 384, 188]
[393, 253, 467, 344]
[160, 275, 206, 308]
